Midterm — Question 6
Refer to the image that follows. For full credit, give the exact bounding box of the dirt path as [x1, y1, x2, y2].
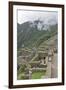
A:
[51, 53, 58, 78]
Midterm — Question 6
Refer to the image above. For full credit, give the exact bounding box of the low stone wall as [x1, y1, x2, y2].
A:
[30, 68, 46, 72]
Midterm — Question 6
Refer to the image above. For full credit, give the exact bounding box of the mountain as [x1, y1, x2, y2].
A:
[17, 20, 58, 50]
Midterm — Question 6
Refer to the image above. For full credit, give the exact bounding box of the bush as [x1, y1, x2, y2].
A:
[19, 64, 26, 73]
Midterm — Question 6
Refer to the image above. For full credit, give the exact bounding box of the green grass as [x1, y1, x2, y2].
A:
[32, 71, 46, 79]
[17, 70, 46, 80]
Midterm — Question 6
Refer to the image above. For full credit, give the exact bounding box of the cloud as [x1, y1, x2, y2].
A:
[18, 10, 58, 24]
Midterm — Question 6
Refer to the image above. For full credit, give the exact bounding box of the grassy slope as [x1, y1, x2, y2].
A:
[32, 71, 46, 79]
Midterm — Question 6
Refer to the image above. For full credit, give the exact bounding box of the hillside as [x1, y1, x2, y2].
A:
[17, 20, 58, 50]
[17, 20, 58, 80]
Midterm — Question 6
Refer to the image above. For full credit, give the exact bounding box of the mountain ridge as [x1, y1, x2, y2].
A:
[17, 20, 58, 50]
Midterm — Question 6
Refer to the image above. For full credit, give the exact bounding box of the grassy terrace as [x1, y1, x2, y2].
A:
[32, 71, 46, 79]
[17, 71, 46, 80]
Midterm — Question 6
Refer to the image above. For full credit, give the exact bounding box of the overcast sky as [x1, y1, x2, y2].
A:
[17, 10, 58, 24]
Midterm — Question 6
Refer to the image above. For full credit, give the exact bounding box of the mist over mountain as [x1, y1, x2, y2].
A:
[17, 19, 58, 50]
[18, 10, 58, 24]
